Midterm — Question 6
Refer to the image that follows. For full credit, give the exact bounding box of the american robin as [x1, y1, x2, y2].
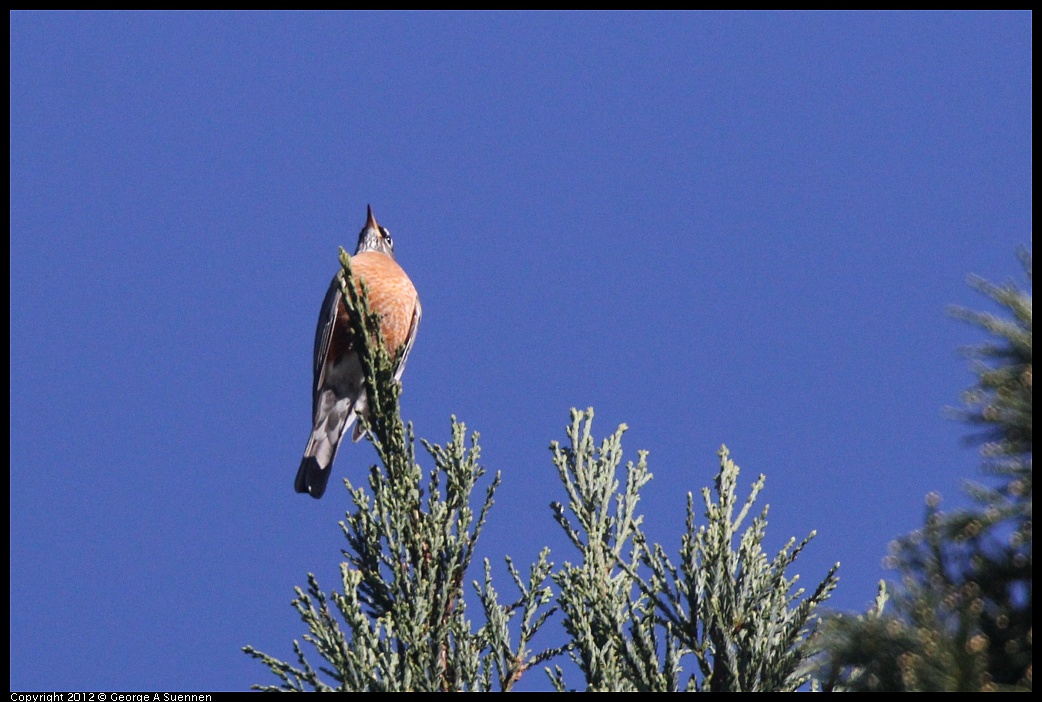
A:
[295, 205, 422, 499]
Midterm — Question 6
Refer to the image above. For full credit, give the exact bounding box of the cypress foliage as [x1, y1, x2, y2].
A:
[549, 411, 838, 691]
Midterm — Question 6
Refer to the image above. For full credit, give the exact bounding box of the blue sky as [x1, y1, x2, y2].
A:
[10, 11, 1031, 691]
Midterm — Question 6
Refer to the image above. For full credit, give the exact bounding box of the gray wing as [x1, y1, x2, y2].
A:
[312, 272, 344, 420]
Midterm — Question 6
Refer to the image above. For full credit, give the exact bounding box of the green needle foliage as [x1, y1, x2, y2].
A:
[549, 410, 839, 691]
[546, 413, 676, 692]
[640, 448, 839, 691]
[817, 249, 1032, 691]
[246, 249, 839, 691]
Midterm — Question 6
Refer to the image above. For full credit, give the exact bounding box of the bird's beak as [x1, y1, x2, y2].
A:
[366, 204, 379, 230]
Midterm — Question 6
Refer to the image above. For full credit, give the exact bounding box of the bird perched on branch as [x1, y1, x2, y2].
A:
[295, 205, 421, 499]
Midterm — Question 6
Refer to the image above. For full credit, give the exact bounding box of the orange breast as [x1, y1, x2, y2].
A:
[342, 251, 419, 354]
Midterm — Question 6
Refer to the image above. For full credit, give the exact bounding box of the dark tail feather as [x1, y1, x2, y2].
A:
[295, 456, 332, 499]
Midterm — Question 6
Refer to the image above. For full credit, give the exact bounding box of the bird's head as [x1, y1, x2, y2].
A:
[355, 204, 395, 258]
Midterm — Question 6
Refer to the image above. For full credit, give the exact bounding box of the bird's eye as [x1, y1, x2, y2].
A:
[380, 227, 393, 249]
